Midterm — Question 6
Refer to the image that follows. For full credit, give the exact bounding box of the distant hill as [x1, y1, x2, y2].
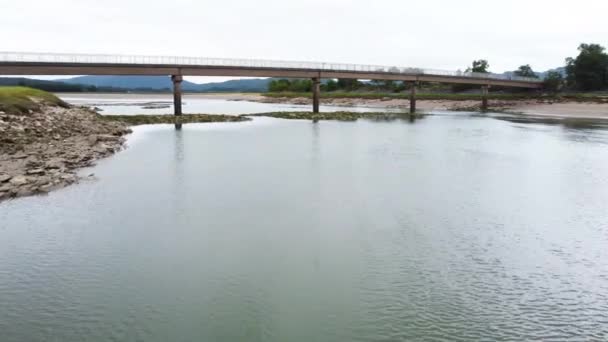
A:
[56, 75, 270, 92]
[0, 77, 99, 92]
[56, 75, 198, 91]
[195, 78, 271, 92]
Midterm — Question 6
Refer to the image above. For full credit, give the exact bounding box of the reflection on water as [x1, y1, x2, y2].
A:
[485, 113, 608, 145]
[2, 104, 608, 341]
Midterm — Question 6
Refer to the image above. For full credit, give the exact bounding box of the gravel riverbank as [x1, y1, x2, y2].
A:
[0, 104, 131, 202]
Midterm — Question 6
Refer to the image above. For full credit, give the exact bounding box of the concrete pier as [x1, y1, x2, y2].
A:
[172, 75, 183, 116]
[312, 77, 320, 113]
[481, 85, 489, 111]
[410, 82, 418, 114]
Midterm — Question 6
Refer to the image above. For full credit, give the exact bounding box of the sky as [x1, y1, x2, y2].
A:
[2, 0, 607, 83]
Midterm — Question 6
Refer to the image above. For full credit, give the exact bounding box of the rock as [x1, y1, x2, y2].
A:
[9, 175, 29, 186]
[26, 168, 45, 175]
[45, 159, 65, 169]
[87, 135, 99, 146]
[38, 183, 55, 193]
[60, 174, 76, 182]
[0, 190, 14, 200]
[11, 152, 27, 159]
[25, 159, 43, 168]
[96, 134, 119, 142]
[95, 143, 110, 153]
[34, 176, 52, 186]
[15, 188, 35, 197]
[0, 174, 11, 183]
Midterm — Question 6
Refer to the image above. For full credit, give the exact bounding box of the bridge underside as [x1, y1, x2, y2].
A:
[0, 62, 541, 89]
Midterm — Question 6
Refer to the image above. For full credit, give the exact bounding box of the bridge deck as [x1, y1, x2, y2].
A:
[0, 52, 542, 88]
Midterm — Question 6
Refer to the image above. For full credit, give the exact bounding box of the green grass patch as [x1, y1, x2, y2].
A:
[99, 114, 250, 126]
[245, 111, 415, 121]
[0, 86, 69, 115]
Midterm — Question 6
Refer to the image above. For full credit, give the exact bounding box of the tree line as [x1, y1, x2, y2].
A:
[268, 43, 608, 93]
[463, 43, 608, 92]
[268, 78, 412, 93]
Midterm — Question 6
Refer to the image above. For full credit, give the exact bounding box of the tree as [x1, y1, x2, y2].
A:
[389, 81, 406, 92]
[268, 79, 312, 92]
[466, 60, 490, 73]
[289, 79, 312, 92]
[337, 78, 360, 91]
[565, 43, 608, 91]
[324, 79, 338, 92]
[543, 71, 564, 93]
[268, 79, 291, 92]
[514, 65, 539, 78]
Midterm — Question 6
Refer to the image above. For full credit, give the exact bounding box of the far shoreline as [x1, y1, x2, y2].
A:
[57, 92, 608, 120]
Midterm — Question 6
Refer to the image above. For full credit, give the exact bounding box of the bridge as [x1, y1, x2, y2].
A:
[0, 52, 543, 114]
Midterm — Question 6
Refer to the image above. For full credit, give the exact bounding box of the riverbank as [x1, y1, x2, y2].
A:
[58, 92, 608, 119]
[0, 88, 134, 201]
[258, 92, 608, 119]
[0, 88, 264, 202]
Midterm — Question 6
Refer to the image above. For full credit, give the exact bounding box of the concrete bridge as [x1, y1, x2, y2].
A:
[0, 52, 543, 114]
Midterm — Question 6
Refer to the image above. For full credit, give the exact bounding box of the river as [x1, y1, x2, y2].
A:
[1, 94, 608, 341]
[58, 93, 394, 115]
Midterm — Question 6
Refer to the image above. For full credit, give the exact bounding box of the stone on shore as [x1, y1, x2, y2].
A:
[9, 175, 29, 186]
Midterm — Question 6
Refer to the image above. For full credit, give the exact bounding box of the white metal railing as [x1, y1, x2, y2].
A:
[0, 51, 542, 83]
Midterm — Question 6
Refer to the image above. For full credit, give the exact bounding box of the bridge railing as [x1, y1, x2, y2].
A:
[0, 51, 542, 83]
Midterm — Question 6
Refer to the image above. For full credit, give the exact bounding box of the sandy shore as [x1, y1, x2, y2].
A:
[503, 102, 608, 118]
[184, 93, 608, 119]
[256, 95, 608, 119]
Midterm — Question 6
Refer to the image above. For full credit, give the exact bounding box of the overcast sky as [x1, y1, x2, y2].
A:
[3, 0, 607, 83]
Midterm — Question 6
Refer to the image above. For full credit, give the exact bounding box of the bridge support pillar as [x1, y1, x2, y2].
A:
[312, 77, 320, 113]
[409, 82, 418, 114]
[481, 85, 489, 111]
[172, 75, 183, 116]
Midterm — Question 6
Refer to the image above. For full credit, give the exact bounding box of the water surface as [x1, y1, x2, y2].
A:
[1, 100, 608, 341]
[59, 93, 392, 115]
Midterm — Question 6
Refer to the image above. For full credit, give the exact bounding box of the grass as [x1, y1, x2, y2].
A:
[101, 112, 422, 125]
[263, 91, 608, 103]
[99, 114, 250, 126]
[244, 111, 417, 121]
[0, 86, 69, 115]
